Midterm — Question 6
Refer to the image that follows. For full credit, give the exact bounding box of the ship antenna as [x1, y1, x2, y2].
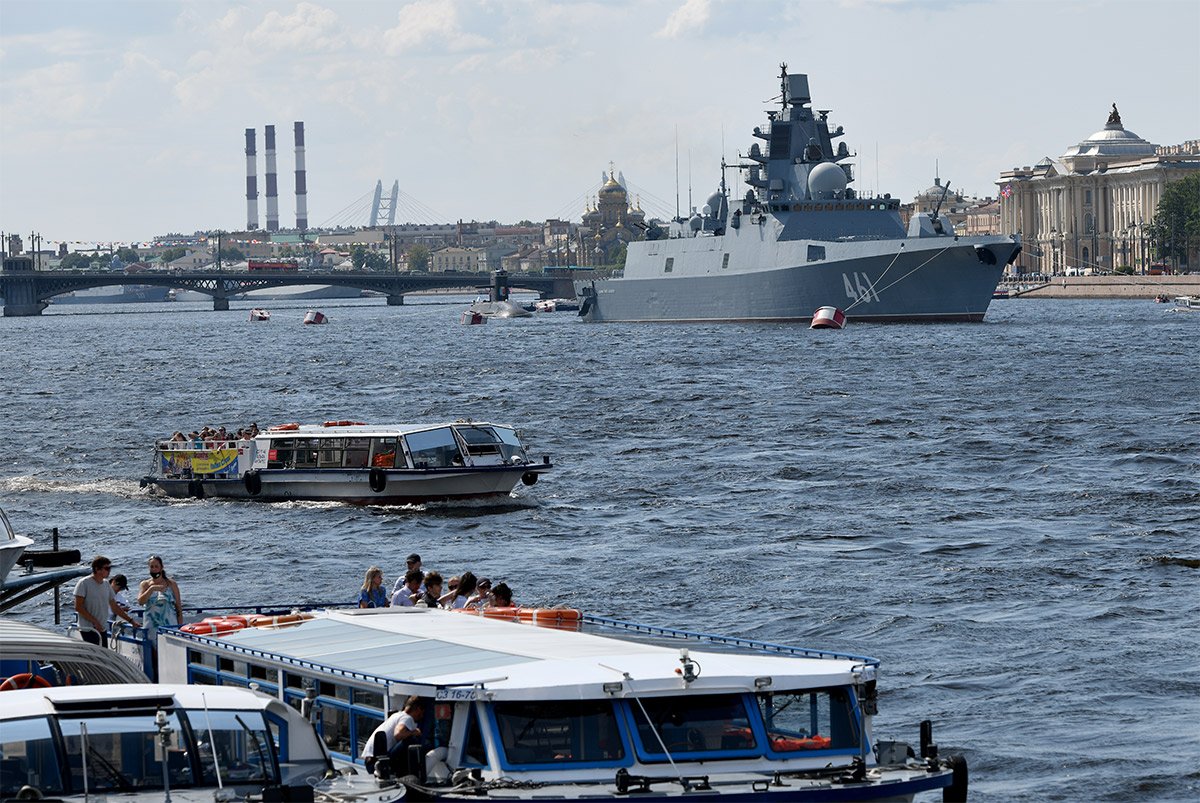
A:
[779, 62, 788, 111]
[674, 125, 681, 221]
[688, 149, 693, 214]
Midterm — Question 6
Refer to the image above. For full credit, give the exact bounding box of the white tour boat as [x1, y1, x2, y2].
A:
[131, 606, 969, 801]
[248, 307, 271, 321]
[141, 421, 552, 504]
[0, 683, 404, 802]
[1173, 295, 1200, 310]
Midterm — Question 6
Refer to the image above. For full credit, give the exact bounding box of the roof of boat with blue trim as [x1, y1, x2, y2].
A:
[164, 608, 871, 700]
[258, 421, 517, 436]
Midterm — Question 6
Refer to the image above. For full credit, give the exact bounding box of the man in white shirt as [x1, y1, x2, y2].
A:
[391, 569, 425, 607]
[362, 696, 424, 774]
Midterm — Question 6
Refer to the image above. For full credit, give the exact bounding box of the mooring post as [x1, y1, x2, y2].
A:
[386, 294, 405, 306]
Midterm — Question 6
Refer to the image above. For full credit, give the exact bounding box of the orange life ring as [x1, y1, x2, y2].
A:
[323, 420, 365, 427]
[179, 616, 248, 636]
[249, 612, 312, 628]
[270, 423, 300, 431]
[0, 673, 53, 691]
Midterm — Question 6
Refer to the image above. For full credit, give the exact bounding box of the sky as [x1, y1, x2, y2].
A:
[1, 0, 1197, 244]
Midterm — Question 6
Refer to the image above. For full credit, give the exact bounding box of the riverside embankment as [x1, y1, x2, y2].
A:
[1011, 275, 1199, 298]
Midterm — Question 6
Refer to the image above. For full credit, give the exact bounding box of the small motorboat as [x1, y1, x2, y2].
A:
[992, 288, 1011, 299]
[1173, 295, 1200, 311]
[303, 309, 329, 325]
[1154, 293, 1172, 303]
[469, 300, 532, 318]
[460, 309, 487, 325]
[249, 308, 271, 321]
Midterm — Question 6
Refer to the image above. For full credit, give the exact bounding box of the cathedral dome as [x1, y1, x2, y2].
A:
[600, 174, 625, 195]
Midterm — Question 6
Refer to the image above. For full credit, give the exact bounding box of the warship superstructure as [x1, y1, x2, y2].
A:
[576, 65, 1021, 323]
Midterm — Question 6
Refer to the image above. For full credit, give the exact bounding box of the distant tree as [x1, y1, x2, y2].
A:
[517, 220, 535, 227]
[1149, 174, 1200, 268]
[159, 247, 187, 263]
[59, 253, 92, 270]
[613, 242, 628, 270]
[363, 250, 389, 271]
[116, 247, 140, 263]
[218, 246, 245, 262]
[406, 244, 430, 271]
[351, 245, 368, 270]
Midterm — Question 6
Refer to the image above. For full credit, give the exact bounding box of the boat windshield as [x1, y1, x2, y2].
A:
[493, 700, 624, 767]
[0, 709, 278, 797]
[756, 688, 859, 752]
[454, 425, 524, 461]
[404, 428, 463, 468]
[631, 693, 756, 757]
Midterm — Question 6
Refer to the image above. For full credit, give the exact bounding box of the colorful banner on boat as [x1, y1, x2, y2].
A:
[160, 448, 239, 476]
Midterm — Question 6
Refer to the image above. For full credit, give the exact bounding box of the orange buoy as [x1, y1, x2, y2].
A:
[0, 673, 52, 691]
[810, 306, 847, 329]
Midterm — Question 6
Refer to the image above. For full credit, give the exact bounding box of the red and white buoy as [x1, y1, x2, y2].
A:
[303, 309, 328, 325]
[810, 306, 847, 329]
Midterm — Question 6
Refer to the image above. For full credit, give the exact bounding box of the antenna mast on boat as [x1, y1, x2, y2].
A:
[675, 125, 680, 221]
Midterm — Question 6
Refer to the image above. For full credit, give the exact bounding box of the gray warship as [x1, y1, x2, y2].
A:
[576, 65, 1021, 323]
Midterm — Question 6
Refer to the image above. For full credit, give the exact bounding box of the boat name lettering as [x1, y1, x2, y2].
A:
[435, 687, 478, 700]
[843, 272, 881, 304]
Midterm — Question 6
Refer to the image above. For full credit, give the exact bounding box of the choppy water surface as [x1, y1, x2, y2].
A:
[2, 296, 1197, 801]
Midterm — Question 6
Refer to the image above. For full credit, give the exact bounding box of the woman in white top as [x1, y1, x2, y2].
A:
[439, 571, 476, 609]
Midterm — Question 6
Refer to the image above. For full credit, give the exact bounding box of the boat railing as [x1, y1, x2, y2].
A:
[581, 614, 880, 667]
[155, 439, 250, 452]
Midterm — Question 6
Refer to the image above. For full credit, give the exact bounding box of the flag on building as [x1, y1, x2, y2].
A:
[1001, 184, 1013, 199]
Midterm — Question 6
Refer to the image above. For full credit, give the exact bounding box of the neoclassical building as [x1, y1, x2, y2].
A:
[580, 168, 646, 265]
[998, 106, 1200, 274]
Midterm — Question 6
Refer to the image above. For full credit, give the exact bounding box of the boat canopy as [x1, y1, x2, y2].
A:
[164, 609, 867, 702]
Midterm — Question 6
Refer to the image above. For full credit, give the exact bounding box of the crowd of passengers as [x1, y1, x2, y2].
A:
[358, 553, 516, 610]
[162, 423, 261, 447]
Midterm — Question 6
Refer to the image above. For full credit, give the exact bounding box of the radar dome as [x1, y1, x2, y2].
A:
[808, 162, 847, 200]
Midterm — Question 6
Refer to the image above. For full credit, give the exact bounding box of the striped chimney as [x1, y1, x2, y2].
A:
[264, 125, 279, 232]
[244, 128, 258, 230]
[294, 121, 308, 230]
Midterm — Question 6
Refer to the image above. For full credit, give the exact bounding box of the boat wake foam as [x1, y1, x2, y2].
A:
[1, 475, 143, 498]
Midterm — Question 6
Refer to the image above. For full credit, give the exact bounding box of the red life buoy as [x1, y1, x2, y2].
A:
[0, 673, 52, 691]
[270, 423, 300, 431]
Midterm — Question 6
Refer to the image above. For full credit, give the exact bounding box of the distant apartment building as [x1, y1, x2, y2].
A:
[998, 105, 1200, 274]
[965, 202, 1001, 236]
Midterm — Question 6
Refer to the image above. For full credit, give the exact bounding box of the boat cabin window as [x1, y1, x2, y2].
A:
[461, 704, 488, 767]
[267, 439, 294, 469]
[756, 688, 858, 753]
[493, 700, 624, 766]
[664, 257, 674, 273]
[191, 709, 276, 785]
[631, 693, 755, 758]
[807, 245, 826, 262]
[343, 437, 371, 468]
[370, 438, 399, 468]
[455, 426, 505, 458]
[404, 428, 462, 468]
[0, 717, 65, 797]
[318, 438, 346, 468]
[59, 710, 192, 792]
[293, 439, 318, 468]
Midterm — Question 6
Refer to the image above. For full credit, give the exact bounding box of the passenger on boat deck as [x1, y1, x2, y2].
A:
[467, 577, 493, 608]
[170, 432, 187, 442]
[138, 555, 184, 639]
[490, 582, 514, 608]
[440, 571, 477, 609]
[249, 422, 260, 437]
[75, 556, 139, 648]
[419, 571, 443, 608]
[392, 569, 425, 607]
[362, 695, 426, 774]
[110, 574, 131, 611]
[359, 566, 389, 608]
[393, 553, 423, 595]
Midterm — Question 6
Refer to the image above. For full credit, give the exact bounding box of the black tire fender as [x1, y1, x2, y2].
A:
[943, 755, 968, 803]
[187, 480, 205, 499]
[521, 471, 538, 486]
[243, 470, 262, 496]
[369, 468, 387, 493]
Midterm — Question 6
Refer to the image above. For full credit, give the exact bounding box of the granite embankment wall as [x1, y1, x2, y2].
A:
[1013, 276, 1200, 299]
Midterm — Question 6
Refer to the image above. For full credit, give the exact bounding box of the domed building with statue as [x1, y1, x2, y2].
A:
[580, 167, 646, 266]
[998, 105, 1199, 274]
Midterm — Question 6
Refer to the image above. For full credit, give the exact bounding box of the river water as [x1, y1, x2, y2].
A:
[2, 296, 1197, 801]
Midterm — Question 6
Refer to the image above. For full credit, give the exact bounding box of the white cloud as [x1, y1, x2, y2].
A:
[247, 2, 344, 52]
[382, 0, 489, 54]
[656, 0, 711, 39]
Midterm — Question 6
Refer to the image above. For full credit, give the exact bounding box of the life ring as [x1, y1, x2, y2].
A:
[369, 468, 387, 493]
[179, 617, 247, 636]
[323, 420, 365, 427]
[243, 470, 262, 496]
[0, 673, 52, 691]
[187, 480, 205, 499]
[248, 612, 312, 628]
[521, 608, 582, 630]
[270, 423, 300, 431]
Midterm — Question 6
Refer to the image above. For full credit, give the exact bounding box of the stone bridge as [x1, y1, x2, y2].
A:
[0, 264, 583, 316]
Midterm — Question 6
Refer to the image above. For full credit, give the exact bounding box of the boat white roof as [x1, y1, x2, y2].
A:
[259, 421, 515, 437]
[0, 682, 275, 720]
[0, 619, 149, 685]
[184, 608, 867, 700]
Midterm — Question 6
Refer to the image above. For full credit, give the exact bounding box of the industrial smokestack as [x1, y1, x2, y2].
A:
[264, 125, 279, 232]
[245, 128, 259, 230]
[294, 121, 308, 230]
